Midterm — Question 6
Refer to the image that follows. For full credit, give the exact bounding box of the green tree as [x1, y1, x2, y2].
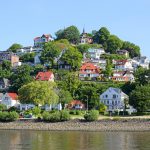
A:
[99, 103, 107, 114]
[56, 26, 80, 44]
[106, 35, 123, 53]
[121, 41, 140, 58]
[20, 52, 35, 63]
[40, 41, 61, 67]
[58, 90, 72, 109]
[134, 67, 150, 85]
[2, 60, 11, 70]
[103, 59, 112, 78]
[10, 64, 33, 92]
[61, 46, 82, 71]
[8, 43, 22, 53]
[77, 44, 90, 54]
[18, 81, 59, 106]
[93, 27, 110, 50]
[130, 85, 150, 112]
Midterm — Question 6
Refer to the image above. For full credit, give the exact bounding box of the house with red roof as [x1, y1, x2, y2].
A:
[36, 71, 54, 82]
[112, 71, 135, 82]
[34, 34, 53, 47]
[79, 63, 100, 80]
[115, 59, 133, 71]
[1, 93, 20, 108]
[67, 100, 85, 110]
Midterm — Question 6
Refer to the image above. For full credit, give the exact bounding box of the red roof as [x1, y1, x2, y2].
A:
[34, 37, 40, 40]
[36, 71, 54, 81]
[80, 63, 100, 74]
[8, 93, 18, 100]
[70, 100, 84, 105]
[116, 60, 128, 65]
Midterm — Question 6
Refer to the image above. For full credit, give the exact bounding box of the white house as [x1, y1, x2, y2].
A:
[36, 71, 54, 82]
[115, 60, 133, 71]
[87, 48, 105, 59]
[1, 93, 20, 108]
[34, 53, 41, 64]
[100, 87, 129, 112]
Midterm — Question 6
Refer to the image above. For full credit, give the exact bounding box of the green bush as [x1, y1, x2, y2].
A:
[69, 110, 77, 115]
[0, 104, 7, 111]
[84, 110, 99, 121]
[60, 110, 70, 121]
[32, 107, 41, 117]
[0, 111, 19, 122]
[42, 111, 61, 122]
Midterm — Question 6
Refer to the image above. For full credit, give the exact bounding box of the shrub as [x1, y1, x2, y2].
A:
[60, 110, 70, 121]
[84, 110, 99, 121]
[0, 111, 19, 122]
[0, 104, 7, 111]
[42, 111, 61, 122]
[32, 107, 41, 117]
[69, 110, 77, 115]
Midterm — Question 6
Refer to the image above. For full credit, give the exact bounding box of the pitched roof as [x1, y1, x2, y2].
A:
[70, 100, 84, 105]
[80, 63, 100, 74]
[116, 60, 128, 65]
[36, 71, 53, 81]
[7, 93, 18, 100]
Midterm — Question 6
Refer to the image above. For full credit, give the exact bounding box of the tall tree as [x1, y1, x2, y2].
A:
[8, 43, 22, 53]
[93, 27, 110, 50]
[61, 47, 82, 71]
[121, 41, 140, 58]
[18, 81, 59, 105]
[10, 64, 33, 92]
[130, 85, 150, 112]
[106, 35, 123, 54]
[56, 26, 80, 44]
[40, 41, 61, 67]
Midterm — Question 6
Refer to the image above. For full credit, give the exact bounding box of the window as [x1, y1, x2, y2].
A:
[107, 100, 109, 104]
[113, 94, 116, 99]
[105, 95, 108, 98]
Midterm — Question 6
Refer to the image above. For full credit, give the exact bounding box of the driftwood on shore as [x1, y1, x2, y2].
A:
[0, 119, 150, 131]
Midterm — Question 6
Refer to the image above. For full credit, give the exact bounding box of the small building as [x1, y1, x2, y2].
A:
[87, 48, 105, 60]
[36, 71, 54, 82]
[34, 53, 41, 64]
[67, 100, 85, 110]
[112, 71, 135, 82]
[0, 78, 10, 90]
[34, 34, 53, 47]
[1, 93, 20, 108]
[79, 63, 100, 80]
[115, 59, 133, 71]
[0, 51, 20, 67]
[116, 50, 129, 58]
[57, 60, 72, 70]
[80, 29, 93, 44]
[0, 93, 3, 103]
[100, 87, 129, 112]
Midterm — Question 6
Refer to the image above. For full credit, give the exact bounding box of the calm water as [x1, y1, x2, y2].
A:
[0, 130, 150, 150]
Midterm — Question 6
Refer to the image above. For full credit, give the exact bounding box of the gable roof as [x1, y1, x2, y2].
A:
[36, 71, 54, 81]
[116, 60, 128, 65]
[7, 93, 18, 100]
[70, 100, 84, 105]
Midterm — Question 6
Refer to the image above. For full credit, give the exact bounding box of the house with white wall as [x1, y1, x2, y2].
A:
[1, 93, 20, 108]
[100, 87, 129, 112]
[115, 60, 133, 71]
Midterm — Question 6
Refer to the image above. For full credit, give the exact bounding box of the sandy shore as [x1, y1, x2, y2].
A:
[0, 119, 150, 131]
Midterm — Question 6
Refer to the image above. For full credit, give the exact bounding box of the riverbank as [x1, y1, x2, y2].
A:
[0, 119, 150, 131]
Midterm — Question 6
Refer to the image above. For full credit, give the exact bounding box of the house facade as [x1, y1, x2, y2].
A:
[87, 48, 105, 60]
[112, 71, 135, 82]
[34, 34, 53, 47]
[36, 71, 54, 82]
[115, 60, 133, 71]
[100, 87, 129, 112]
[67, 100, 85, 110]
[0, 78, 10, 90]
[116, 50, 129, 58]
[80, 29, 93, 44]
[79, 63, 100, 80]
[1, 93, 19, 108]
[0, 52, 20, 67]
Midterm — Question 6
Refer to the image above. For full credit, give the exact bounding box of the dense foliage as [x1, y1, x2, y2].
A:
[84, 110, 99, 121]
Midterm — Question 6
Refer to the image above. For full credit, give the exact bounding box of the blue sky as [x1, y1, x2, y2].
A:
[0, 0, 150, 58]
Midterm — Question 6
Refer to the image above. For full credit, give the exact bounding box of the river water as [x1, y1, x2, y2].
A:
[0, 130, 150, 150]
